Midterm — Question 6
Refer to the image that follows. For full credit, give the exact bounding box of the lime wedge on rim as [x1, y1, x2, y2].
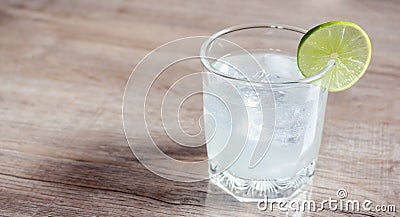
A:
[297, 21, 372, 92]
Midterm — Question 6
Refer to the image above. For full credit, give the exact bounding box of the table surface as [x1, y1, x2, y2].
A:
[0, 0, 399, 216]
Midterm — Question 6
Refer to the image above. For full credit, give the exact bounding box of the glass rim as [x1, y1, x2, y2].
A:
[199, 23, 333, 85]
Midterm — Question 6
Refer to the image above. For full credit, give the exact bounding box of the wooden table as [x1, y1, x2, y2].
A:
[0, 0, 398, 216]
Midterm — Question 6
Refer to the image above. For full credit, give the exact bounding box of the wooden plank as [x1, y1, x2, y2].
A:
[0, 0, 398, 216]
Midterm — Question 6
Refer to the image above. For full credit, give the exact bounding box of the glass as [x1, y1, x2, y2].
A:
[200, 24, 331, 202]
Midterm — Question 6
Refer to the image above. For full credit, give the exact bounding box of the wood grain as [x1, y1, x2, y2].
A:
[0, 0, 399, 216]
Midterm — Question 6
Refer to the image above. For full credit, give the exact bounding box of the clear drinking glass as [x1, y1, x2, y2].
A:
[200, 24, 331, 202]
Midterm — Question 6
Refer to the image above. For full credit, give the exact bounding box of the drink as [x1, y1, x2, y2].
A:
[203, 52, 327, 201]
[200, 24, 330, 202]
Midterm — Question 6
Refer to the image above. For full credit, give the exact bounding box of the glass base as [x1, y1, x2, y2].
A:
[209, 160, 316, 202]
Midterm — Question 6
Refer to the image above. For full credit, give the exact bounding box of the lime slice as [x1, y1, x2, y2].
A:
[297, 21, 372, 92]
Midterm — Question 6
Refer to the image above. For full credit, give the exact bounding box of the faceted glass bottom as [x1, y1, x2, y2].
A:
[209, 160, 316, 202]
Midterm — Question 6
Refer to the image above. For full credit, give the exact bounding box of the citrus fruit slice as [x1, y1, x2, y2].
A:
[297, 21, 372, 92]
